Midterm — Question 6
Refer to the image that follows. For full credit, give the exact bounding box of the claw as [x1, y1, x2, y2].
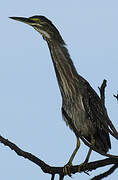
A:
[78, 163, 90, 175]
[63, 162, 72, 177]
[78, 162, 84, 172]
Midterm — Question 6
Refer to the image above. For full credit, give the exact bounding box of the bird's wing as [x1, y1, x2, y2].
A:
[78, 75, 108, 129]
[80, 77, 111, 150]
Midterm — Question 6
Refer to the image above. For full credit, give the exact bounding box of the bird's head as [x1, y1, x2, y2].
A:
[10, 15, 65, 44]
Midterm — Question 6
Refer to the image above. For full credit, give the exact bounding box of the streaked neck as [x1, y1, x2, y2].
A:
[47, 41, 79, 99]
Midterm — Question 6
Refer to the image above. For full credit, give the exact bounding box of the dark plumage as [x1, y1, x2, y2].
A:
[10, 15, 111, 163]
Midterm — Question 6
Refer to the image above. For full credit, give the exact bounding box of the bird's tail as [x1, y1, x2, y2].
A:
[94, 129, 111, 153]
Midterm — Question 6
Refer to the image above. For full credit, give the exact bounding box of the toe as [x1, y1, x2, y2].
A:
[63, 163, 72, 176]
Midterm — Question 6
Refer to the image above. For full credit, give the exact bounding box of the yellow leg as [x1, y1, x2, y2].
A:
[78, 136, 95, 172]
[84, 137, 95, 163]
[67, 138, 80, 165]
[84, 148, 92, 163]
[63, 138, 80, 175]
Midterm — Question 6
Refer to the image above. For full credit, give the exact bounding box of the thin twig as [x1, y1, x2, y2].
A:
[51, 174, 55, 180]
[91, 164, 118, 180]
[98, 79, 107, 106]
[113, 94, 118, 101]
[98, 80, 118, 140]
[80, 136, 118, 159]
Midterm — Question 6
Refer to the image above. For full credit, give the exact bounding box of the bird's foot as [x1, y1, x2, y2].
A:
[63, 162, 72, 177]
[78, 162, 89, 175]
[78, 162, 84, 172]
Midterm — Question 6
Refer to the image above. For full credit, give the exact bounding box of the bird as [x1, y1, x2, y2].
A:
[10, 15, 111, 173]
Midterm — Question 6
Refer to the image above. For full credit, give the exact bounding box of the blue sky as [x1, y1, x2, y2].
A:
[0, 1, 118, 179]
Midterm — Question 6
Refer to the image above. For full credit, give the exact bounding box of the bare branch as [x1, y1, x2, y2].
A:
[80, 136, 118, 159]
[98, 80, 118, 140]
[98, 79, 107, 106]
[0, 135, 118, 179]
[0, 135, 62, 176]
[91, 164, 118, 180]
[114, 94, 118, 101]
[51, 174, 55, 180]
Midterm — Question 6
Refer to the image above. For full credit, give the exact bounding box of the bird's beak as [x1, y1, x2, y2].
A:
[9, 17, 36, 26]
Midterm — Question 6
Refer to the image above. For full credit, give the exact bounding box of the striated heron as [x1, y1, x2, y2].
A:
[10, 15, 111, 174]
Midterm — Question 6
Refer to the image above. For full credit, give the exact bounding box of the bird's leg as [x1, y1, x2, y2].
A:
[67, 137, 80, 165]
[78, 136, 95, 173]
[63, 137, 80, 176]
[84, 148, 92, 163]
[84, 137, 95, 163]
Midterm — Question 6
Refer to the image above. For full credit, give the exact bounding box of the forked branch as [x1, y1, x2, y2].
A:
[0, 135, 118, 180]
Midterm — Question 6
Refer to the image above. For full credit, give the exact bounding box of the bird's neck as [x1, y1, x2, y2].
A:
[47, 41, 79, 99]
